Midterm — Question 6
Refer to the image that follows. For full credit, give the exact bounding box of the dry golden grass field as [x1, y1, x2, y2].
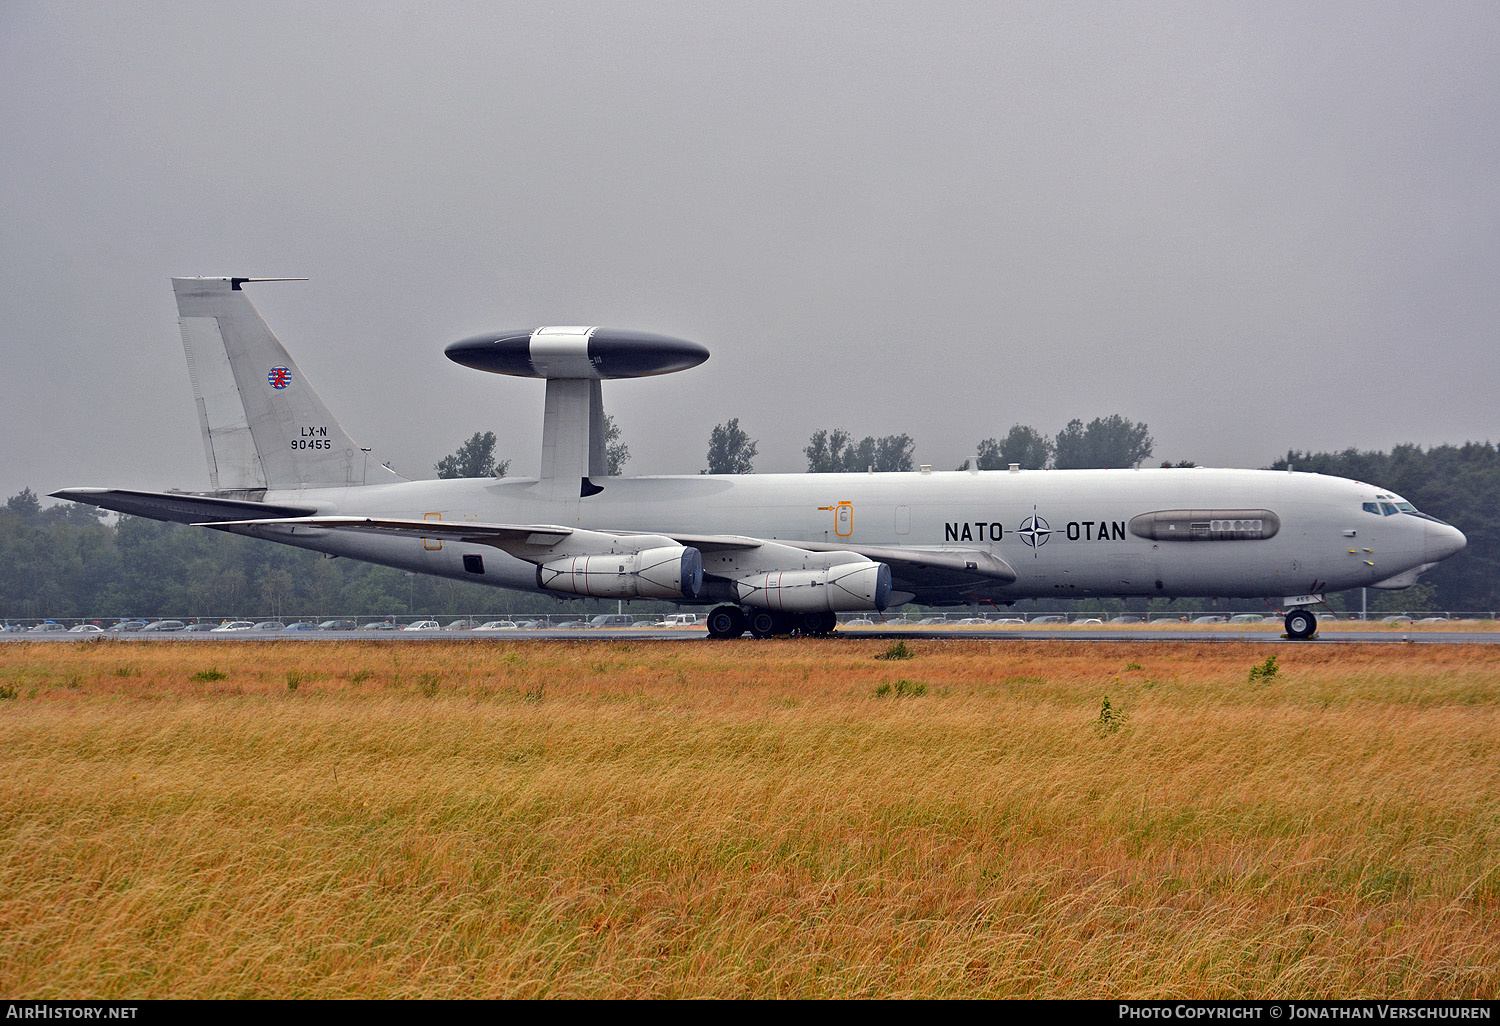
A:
[1, 638, 1497, 999]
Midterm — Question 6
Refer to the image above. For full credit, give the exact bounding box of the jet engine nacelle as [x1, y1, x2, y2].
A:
[734, 561, 892, 612]
[537, 545, 704, 600]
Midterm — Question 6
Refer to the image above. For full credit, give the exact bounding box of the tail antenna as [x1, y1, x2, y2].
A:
[229, 278, 309, 291]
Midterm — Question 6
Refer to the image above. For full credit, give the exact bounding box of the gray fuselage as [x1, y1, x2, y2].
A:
[226, 466, 1464, 606]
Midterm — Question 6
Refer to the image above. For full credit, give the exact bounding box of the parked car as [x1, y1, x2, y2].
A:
[588, 614, 634, 628]
[184, 621, 220, 632]
[444, 619, 480, 631]
[1108, 615, 1143, 624]
[474, 620, 518, 631]
[954, 617, 989, 625]
[108, 620, 148, 632]
[67, 624, 104, 633]
[142, 620, 186, 632]
[402, 620, 440, 631]
[252, 621, 286, 631]
[1029, 615, 1065, 624]
[661, 614, 700, 626]
[29, 621, 66, 632]
[211, 621, 255, 632]
[1229, 614, 1266, 623]
[844, 618, 876, 627]
[1073, 618, 1103, 625]
[360, 620, 399, 631]
[1192, 615, 1226, 624]
[284, 622, 319, 631]
[1379, 615, 1414, 624]
[318, 619, 357, 631]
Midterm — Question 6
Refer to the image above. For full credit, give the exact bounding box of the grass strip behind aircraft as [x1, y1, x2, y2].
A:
[55, 278, 1466, 639]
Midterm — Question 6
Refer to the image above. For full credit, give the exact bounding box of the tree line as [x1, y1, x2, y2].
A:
[704, 414, 1155, 474]
[440, 410, 1157, 476]
[7, 436, 1494, 619]
[1268, 443, 1499, 611]
[435, 416, 628, 479]
[0, 487, 614, 622]
[0, 488, 487, 621]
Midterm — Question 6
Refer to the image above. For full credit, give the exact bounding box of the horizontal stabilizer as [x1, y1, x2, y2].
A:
[51, 488, 317, 525]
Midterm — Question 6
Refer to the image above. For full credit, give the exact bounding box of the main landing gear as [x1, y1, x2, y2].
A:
[1283, 608, 1317, 640]
[705, 605, 838, 639]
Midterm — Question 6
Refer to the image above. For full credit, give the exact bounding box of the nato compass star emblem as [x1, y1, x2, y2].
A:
[1018, 508, 1051, 555]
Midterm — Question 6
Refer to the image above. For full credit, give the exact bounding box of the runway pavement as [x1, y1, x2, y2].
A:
[5, 625, 1498, 644]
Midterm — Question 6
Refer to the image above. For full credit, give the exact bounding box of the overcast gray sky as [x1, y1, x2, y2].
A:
[3, 1, 1497, 502]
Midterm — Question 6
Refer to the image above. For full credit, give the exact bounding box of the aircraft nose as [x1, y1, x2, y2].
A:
[1424, 520, 1467, 562]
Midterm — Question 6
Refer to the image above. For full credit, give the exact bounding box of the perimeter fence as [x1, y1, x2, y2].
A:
[6, 610, 1497, 634]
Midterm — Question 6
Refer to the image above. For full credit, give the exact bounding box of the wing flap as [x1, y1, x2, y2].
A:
[201, 515, 574, 551]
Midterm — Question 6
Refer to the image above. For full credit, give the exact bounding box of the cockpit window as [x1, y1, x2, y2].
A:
[1364, 500, 1418, 516]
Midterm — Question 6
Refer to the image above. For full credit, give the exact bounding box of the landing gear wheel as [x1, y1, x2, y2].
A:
[798, 612, 833, 637]
[747, 612, 780, 636]
[1285, 609, 1317, 639]
[706, 605, 747, 640]
[747, 612, 786, 636]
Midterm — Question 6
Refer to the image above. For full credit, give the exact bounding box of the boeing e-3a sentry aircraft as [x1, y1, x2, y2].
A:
[54, 277, 1467, 639]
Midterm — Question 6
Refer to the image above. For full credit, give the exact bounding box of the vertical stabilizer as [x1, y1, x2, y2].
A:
[172, 277, 405, 490]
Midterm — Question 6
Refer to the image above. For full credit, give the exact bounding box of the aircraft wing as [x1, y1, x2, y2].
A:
[199, 516, 677, 560]
[201, 515, 576, 550]
[51, 487, 318, 525]
[201, 516, 1018, 598]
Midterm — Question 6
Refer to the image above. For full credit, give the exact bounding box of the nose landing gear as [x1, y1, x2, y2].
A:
[1284, 608, 1317, 639]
